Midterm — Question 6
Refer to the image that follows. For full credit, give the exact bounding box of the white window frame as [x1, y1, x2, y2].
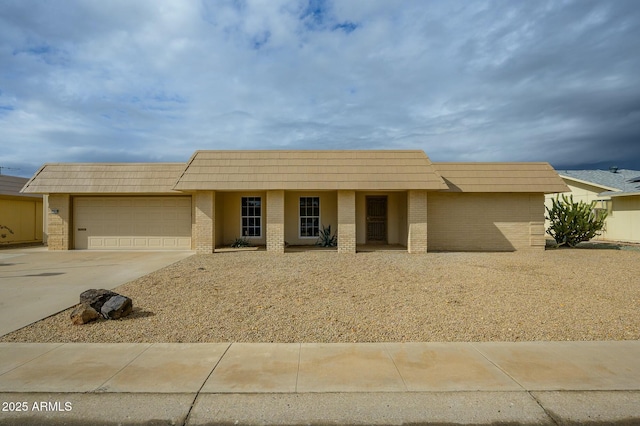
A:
[240, 196, 262, 238]
[299, 196, 320, 239]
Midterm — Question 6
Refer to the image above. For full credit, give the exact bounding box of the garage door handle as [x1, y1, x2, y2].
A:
[77, 228, 87, 231]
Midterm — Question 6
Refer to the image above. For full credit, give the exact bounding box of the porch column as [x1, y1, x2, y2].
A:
[407, 190, 428, 253]
[194, 191, 215, 254]
[267, 190, 285, 253]
[338, 190, 356, 253]
[47, 194, 71, 250]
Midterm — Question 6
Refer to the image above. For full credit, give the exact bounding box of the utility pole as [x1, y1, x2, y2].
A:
[0, 166, 20, 175]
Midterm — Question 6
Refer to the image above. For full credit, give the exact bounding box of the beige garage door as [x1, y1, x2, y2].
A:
[74, 197, 192, 250]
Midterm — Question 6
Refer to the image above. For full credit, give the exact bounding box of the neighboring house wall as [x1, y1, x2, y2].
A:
[544, 180, 640, 243]
[0, 196, 43, 244]
[544, 181, 603, 217]
[603, 195, 640, 243]
[428, 193, 545, 251]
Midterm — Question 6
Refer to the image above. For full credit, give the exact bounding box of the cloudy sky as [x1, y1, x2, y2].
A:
[1, 0, 639, 178]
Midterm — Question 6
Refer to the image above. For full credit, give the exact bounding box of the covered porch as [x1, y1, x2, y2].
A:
[192, 189, 430, 254]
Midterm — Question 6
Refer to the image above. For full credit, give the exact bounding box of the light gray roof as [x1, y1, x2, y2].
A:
[0, 175, 42, 198]
[557, 169, 640, 197]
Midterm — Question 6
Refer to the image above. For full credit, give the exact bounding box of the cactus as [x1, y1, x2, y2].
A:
[545, 194, 608, 247]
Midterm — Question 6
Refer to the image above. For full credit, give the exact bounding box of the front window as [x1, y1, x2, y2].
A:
[241, 197, 262, 237]
[299, 196, 320, 237]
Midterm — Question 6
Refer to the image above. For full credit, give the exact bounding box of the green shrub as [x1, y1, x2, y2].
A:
[316, 224, 337, 247]
[545, 194, 607, 247]
[231, 237, 251, 248]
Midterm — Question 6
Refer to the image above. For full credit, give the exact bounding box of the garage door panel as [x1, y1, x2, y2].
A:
[74, 197, 192, 250]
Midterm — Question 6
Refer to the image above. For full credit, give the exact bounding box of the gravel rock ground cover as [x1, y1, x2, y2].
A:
[1, 249, 638, 343]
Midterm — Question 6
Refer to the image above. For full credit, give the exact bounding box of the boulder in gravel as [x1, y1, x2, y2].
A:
[70, 304, 100, 325]
[100, 294, 133, 320]
[80, 289, 119, 312]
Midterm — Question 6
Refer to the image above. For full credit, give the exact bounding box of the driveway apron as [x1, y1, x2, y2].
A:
[0, 247, 193, 336]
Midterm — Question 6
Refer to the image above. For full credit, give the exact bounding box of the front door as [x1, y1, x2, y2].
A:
[366, 196, 387, 244]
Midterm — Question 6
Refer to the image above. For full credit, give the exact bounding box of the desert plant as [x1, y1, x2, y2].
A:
[231, 237, 251, 248]
[316, 224, 337, 247]
[0, 225, 14, 244]
[545, 194, 608, 247]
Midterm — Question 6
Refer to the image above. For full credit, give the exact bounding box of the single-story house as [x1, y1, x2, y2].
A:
[545, 168, 640, 243]
[0, 175, 43, 245]
[21, 150, 568, 253]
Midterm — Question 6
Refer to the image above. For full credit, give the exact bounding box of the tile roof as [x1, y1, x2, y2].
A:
[173, 150, 449, 191]
[432, 162, 570, 193]
[21, 163, 186, 194]
[0, 175, 41, 198]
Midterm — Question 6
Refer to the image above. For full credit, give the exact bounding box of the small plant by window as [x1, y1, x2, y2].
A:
[231, 237, 251, 248]
[316, 224, 337, 247]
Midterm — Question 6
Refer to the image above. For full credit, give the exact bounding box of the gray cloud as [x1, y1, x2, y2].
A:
[1, 0, 639, 178]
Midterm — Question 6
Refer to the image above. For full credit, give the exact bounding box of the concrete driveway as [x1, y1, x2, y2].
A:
[0, 247, 194, 337]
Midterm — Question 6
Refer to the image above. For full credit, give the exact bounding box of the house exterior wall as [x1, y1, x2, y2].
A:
[603, 195, 640, 243]
[428, 193, 545, 251]
[338, 190, 356, 253]
[407, 190, 428, 253]
[284, 191, 337, 245]
[46, 194, 71, 250]
[217, 191, 268, 246]
[355, 192, 407, 245]
[0, 196, 43, 244]
[194, 191, 215, 254]
[266, 190, 285, 253]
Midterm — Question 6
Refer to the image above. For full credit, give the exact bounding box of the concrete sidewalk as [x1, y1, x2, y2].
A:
[0, 341, 639, 425]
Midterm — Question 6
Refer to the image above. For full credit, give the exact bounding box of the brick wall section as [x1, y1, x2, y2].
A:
[337, 190, 356, 253]
[267, 190, 284, 253]
[427, 193, 546, 251]
[407, 190, 428, 253]
[46, 194, 71, 250]
[194, 191, 215, 254]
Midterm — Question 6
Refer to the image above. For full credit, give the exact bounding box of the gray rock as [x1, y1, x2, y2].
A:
[100, 295, 133, 320]
[70, 304, 100, 325]
[80, 289, 118, 312]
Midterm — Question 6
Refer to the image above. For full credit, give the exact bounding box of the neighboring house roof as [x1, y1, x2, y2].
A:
[556, 169, 640, 198]
[21, 163, 186, 194]
[174, 150, 449, 191]
[0, 175, 41, 198]
[432, 162, 570, 193]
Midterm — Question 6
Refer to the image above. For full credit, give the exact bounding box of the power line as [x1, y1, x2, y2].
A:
[0, 166, 20, 175]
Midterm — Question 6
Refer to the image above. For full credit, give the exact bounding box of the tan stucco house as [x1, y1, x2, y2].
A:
[0, 175, 43, 245]
[21, 150, 568, 253]
[545, 168, 640, 243]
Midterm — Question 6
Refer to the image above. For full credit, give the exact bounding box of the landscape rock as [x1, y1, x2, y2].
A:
[70, 304, 100, 325]
[100, 295, 133, 320]
[80, 289, 119, 312]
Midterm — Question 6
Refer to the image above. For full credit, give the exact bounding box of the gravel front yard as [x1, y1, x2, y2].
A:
[2, 248, 639, 343]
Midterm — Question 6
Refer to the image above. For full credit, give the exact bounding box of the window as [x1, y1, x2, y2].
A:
[241, 197, 262, 237]
[299, 196, 320, 237]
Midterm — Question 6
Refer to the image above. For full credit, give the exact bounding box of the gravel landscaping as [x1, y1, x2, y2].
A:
[2, 247, 639, 343]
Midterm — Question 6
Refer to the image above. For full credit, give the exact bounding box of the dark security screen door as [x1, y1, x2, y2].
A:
[366, 196, 387, 244]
